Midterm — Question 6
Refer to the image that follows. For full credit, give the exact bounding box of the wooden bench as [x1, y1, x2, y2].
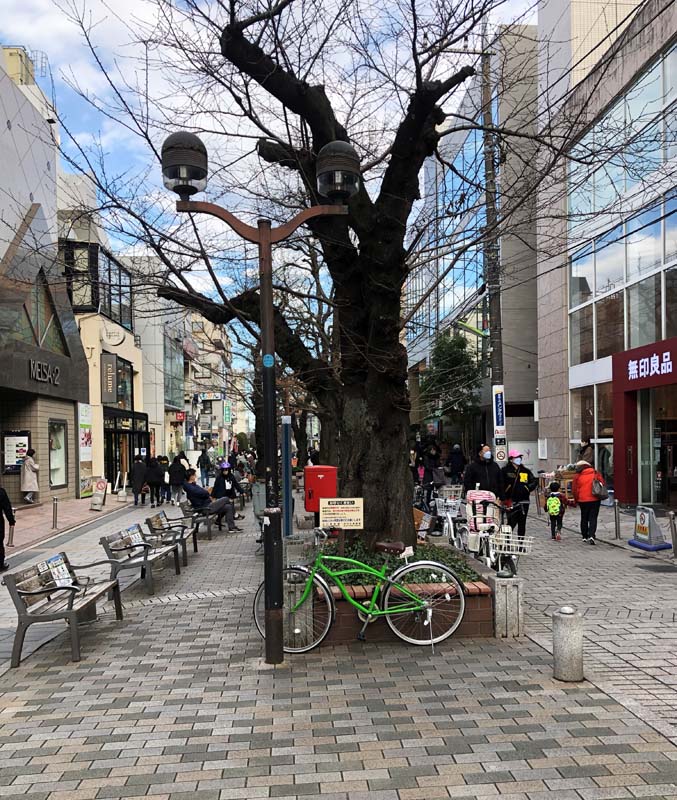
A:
[100, 523, 180, 595]
[145, 510, 197, 567]
[2, 552, 123, 668]
[179, 501, 223, 540]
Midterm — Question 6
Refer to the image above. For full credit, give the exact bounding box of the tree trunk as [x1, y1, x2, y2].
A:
[338, 350, 415, 547]
[291, 409, 309, 469]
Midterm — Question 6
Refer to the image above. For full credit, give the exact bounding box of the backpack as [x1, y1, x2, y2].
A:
[546, 494, 562, 517]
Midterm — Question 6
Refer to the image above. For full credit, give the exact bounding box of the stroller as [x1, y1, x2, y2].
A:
[461, 489, 532, 576]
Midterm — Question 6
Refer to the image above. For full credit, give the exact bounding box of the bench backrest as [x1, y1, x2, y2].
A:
[146, 510, 169, 531]
[100, 524, 147, 561]
[3, 552, 75, 610]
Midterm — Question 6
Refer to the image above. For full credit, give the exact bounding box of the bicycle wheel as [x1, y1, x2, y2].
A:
[382, 560, 465, 645]
[253, 567, 334, 654]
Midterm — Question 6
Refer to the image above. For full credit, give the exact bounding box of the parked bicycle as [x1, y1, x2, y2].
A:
[253, 529, 466, 653]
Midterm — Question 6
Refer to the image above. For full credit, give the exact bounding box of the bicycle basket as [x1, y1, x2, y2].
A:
[284, 531, 322, 566]
[489, 530, 534, 556]
[439, 485, 463, 500]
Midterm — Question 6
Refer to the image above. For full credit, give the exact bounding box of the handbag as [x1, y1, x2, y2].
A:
[432, 466, 446, 486]
[141, 483, 150, 495]
[591, 473, 609, 500]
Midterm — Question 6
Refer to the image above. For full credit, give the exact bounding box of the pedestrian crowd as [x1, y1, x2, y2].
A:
[411, 434, 608, 545]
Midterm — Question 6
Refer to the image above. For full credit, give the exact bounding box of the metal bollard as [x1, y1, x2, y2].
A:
[7, 509, 16, 546]
[553, 605, 584, 682]
[614, 499, 622, 540]
[669, 512, 677, 559]
[52, 496, 58, 529]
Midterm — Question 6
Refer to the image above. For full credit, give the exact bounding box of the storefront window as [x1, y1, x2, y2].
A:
[48, 420, 68, 488]
[596, 443, 614, 490]
[569, 245, 593, 307]
[627, 273, 662, 348]
[116, 359, 133, 410]
[595, 291, 624, 358]
[569, 305, 593, 366]
[666, 267, 677, 339]
[626, 206, 662, 281]
[597, 382, 613, 438]
[594, 224, 625, 295]
[571, 386, 595, 442]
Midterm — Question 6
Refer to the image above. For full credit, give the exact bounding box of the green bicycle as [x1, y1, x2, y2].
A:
[253, 529, 466, 653]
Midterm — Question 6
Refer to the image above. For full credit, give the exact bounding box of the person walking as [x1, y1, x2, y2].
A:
[422, 437, 441, 503]
[546, 481, 567, 541]
[146, 457, 165, 508]
[158, 455, 171, 503]
[20, 449, 39, 504]
[197, 448, 212, 488]
[177, 450, 191, 472]
[0, 484, 15, 571]
[463, 444, 504, 497]
[168, 456, 187, 505]
[131, 454, 148, 507]
[445, 444, 467, 484]
[183, 469, 241, 532]
[572, 460, 603, 544]
[501, 450, 537, 540]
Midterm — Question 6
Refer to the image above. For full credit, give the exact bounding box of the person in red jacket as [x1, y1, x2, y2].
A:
[572, 460, 602, 544]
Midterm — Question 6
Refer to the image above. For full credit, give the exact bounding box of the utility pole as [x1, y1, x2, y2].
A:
[481, 30, 507, 465]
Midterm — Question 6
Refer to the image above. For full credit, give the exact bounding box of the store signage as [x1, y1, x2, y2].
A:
[223, 403, 231, 425]
[29, 359, 60, 385]
[319, 498, 364, 529]
[613, 337, 677, 392]
[198, 391, 222, 401]
[77, 403, 93, 498]
[101, 354, 117, 404]
[175, 412, 186, 422]
[2, 430, 30, 474]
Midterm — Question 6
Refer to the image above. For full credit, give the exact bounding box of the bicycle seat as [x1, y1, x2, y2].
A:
[375, 540, 406, 555]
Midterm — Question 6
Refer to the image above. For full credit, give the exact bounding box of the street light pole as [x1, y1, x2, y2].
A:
[162, 133, 360, 665]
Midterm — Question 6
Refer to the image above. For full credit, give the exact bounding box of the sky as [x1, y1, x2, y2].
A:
[0, 0, 538, 196]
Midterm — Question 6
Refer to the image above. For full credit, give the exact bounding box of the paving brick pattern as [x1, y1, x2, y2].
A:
[0, 502, 677, 797]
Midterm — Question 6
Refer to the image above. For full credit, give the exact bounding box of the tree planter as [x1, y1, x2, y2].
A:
[319, 580, 493, 646]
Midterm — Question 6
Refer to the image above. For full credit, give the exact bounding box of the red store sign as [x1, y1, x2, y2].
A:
[175, 412, 186, 422]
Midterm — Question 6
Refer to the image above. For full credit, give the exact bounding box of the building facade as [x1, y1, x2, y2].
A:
[58, 175, 147, 489]
[0, 48, 89, 505]
[536, 0, 677, 506]
[405, 25, 539, 455]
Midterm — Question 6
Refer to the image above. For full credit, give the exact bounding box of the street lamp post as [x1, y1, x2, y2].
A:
[161, 133, 360, 664]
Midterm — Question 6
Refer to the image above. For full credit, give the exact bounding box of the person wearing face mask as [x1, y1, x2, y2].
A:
[463, 444, 504, 497]
[578, 438, 595, 466]
[501, 450, 537, 539]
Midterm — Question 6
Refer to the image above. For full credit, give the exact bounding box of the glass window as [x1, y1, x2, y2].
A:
[665, 45, 676, 105]
[99, 252, 111, 316]
[109, 261, 121, 323]
[626, 206, 662, 280]
[116, 358, 133, 410]
[595, 224, 625, 295]
[595, 291, 624, 358]
[666, 267, 677, 339]
[597, 382, 613, 439]
[120, 271, 132, 330]
[569, 244, 593, 307]
[570, 305, 593, 366]
[626, 61, 664, 131]
[666, 195, 677, 263]
[625, 120, 664, 189]
[627, 273, 661, 348]
[597, 443, 614, 490]
[48, 420, 68, 488]
[571, 386, 595, 442]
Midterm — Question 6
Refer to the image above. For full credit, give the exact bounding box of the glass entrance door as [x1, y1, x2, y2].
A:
[638, 389, 659, 504]
[654, 386, 677, 508]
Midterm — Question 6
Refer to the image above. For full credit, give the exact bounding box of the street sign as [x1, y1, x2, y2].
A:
[629, 505, 672, 552]
[319, 498, 364, 529]
[496, 448, 507, 462]
[492, 384, 508, 464]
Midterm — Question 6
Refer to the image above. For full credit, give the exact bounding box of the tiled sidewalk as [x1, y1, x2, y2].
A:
[1, 505, 677, 797]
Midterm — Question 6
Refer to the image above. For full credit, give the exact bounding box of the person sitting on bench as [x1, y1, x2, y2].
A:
[183, 469, 241, 532]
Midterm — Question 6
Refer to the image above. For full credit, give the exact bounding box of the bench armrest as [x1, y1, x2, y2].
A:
[70, 559, 121, 570]
[110, 543, 152, 552]
[17, 585, 79, 597]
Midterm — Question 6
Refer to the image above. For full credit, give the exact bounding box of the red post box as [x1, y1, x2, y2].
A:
[304, 465, 338, 512]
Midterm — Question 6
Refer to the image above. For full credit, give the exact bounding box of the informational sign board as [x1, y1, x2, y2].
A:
[198, 391, 222, 401]
[629, 505, 672, 552]
[224, 403, 232, 425]
[2, 430, 30, 474]
[101, 354, 117, 404]
[90, 478, 108, 511]
[37, 554, 72, 587]
[77, 403, 93, 497]
[492, 385, 508, 465]
[319, 498, 364, 529]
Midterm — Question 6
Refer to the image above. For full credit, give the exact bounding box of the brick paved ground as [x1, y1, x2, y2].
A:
[0, 500, 677, 798]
